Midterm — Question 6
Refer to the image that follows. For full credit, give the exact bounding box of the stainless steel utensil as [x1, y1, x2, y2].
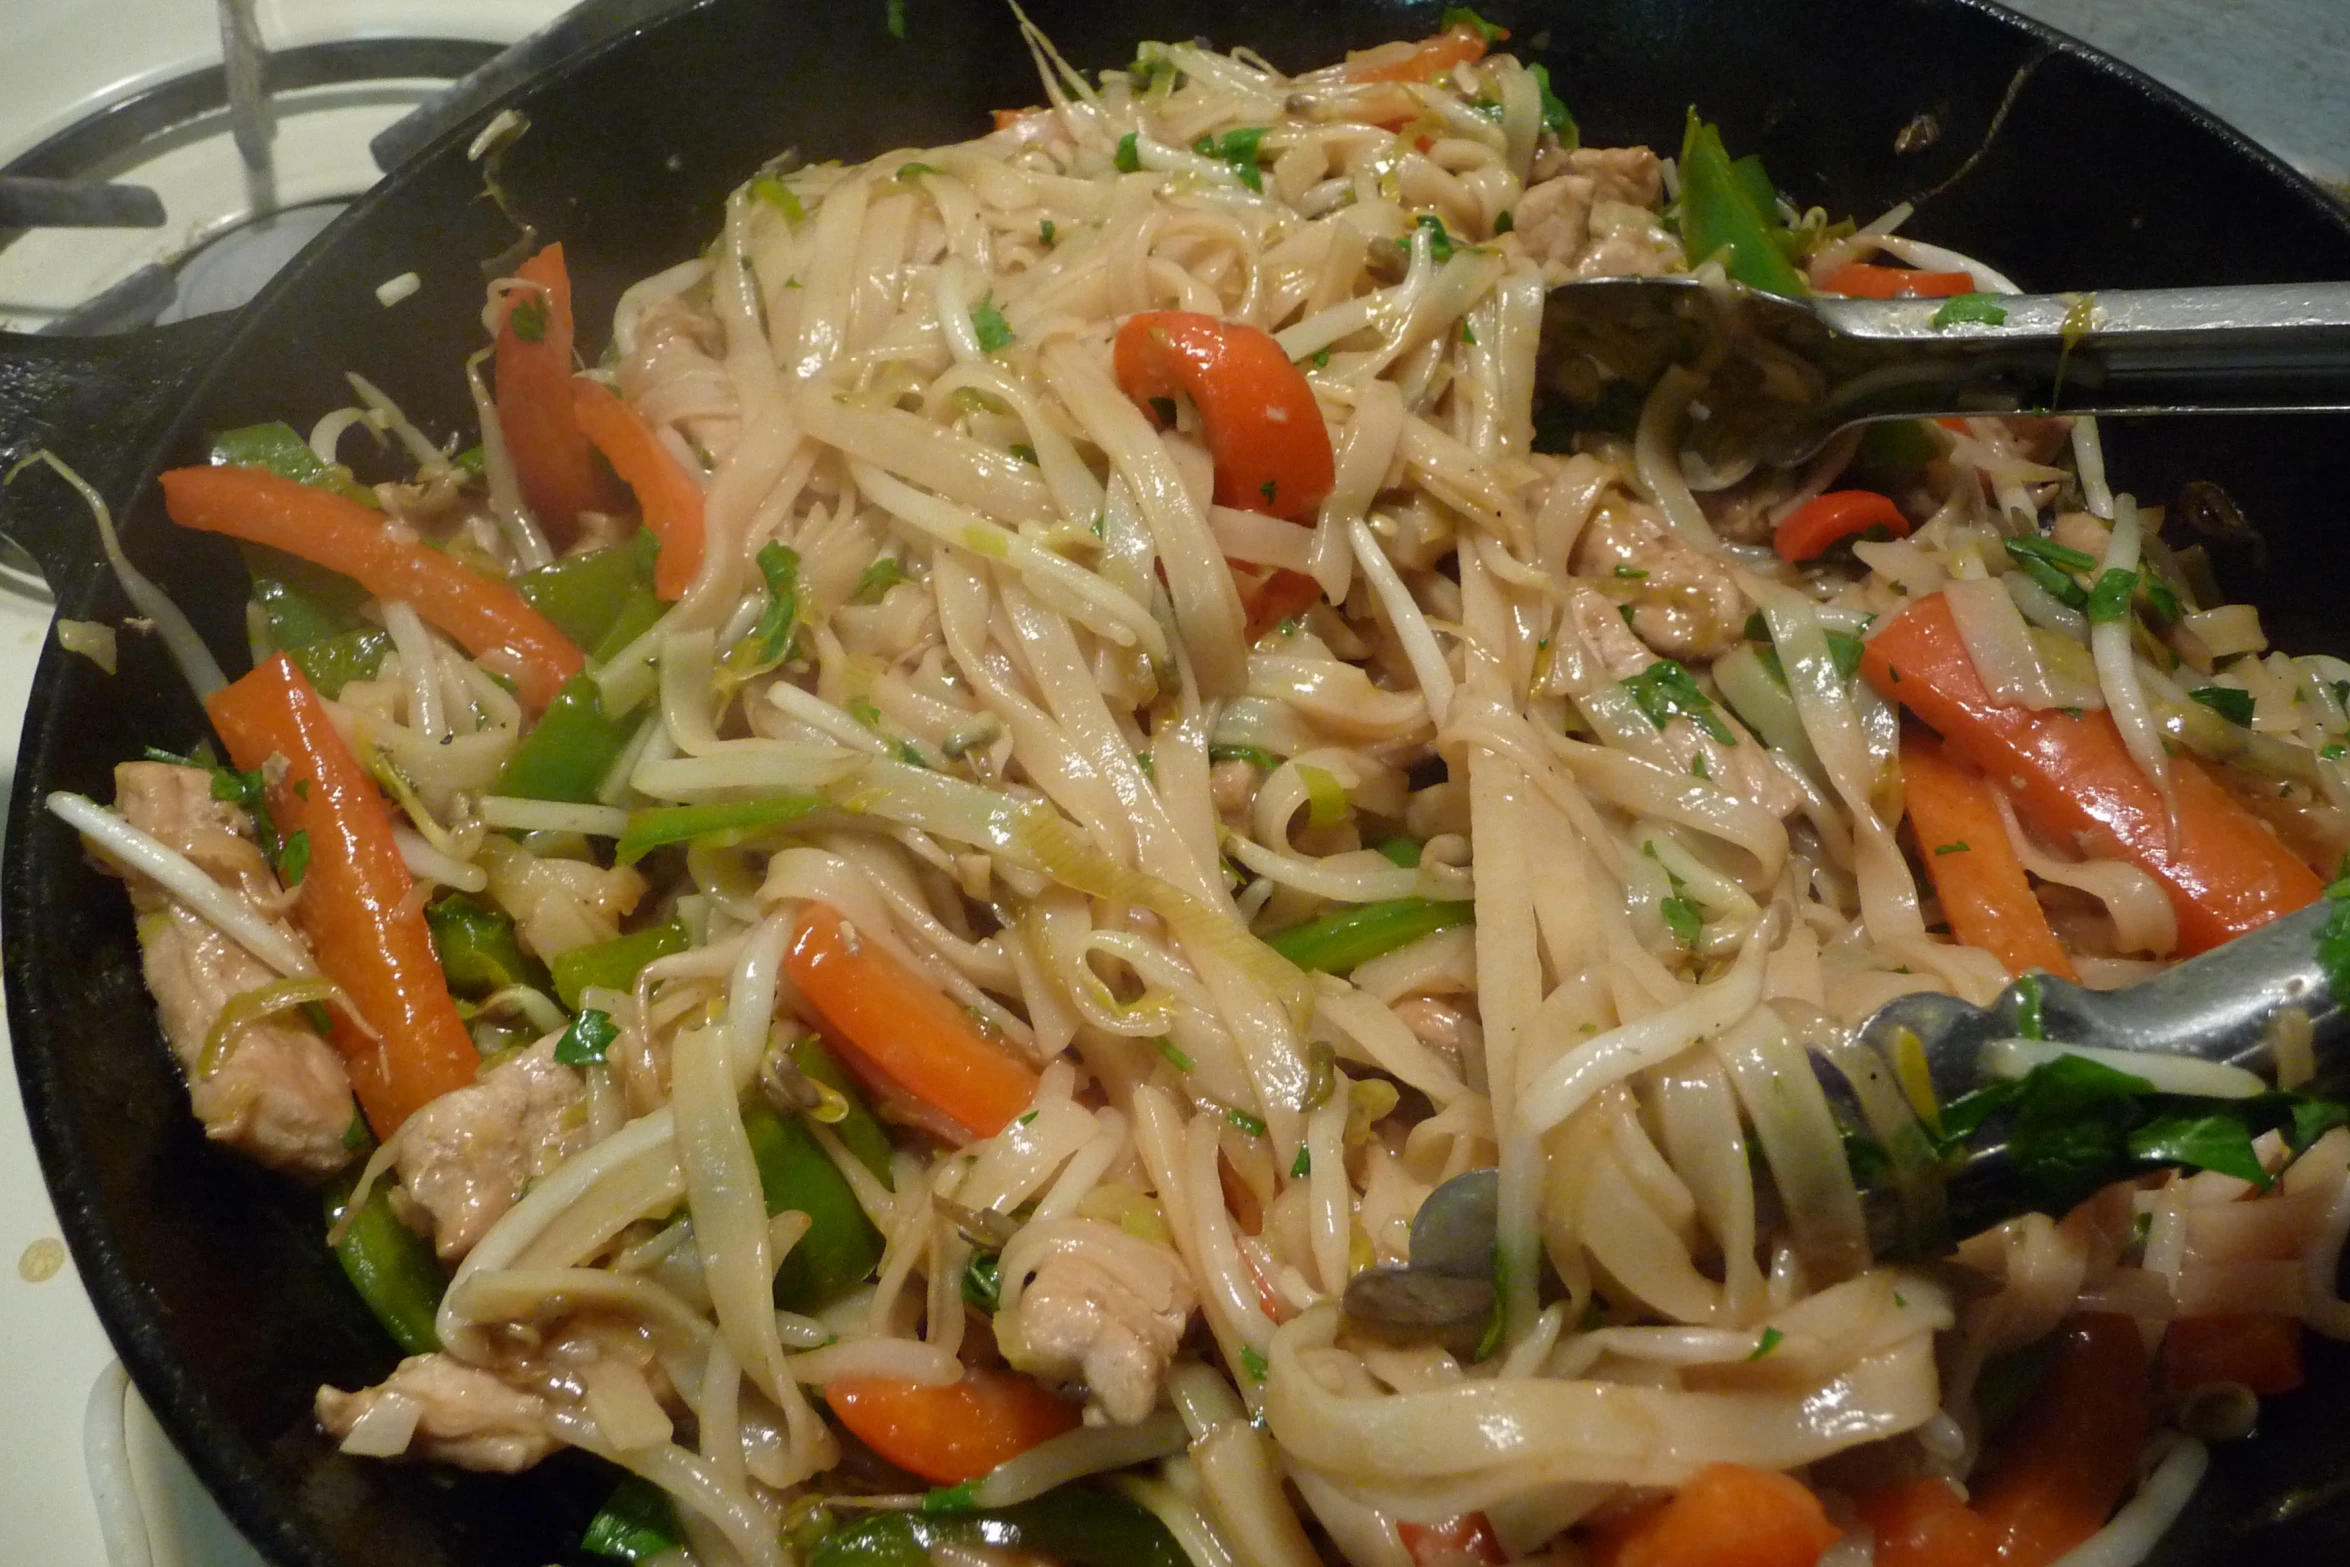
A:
[1539, 276, 2350, 463]
[1344, 896, 2345, 1336]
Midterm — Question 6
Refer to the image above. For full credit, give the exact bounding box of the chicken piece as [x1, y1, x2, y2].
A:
[1002, 1250, 1197, 1424]
[316, 1353, 557, 1472]
[394, 1035, 585, 1261]
[1572, 501, 1750, 662]
[106, 763, 356, 1178]
[1560, 588, 1803, 819]
[1565, 146, 1664, 209]
[1512, 145, 1678, 281]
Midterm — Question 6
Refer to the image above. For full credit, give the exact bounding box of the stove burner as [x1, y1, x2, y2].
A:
[0, 38, 498, 338]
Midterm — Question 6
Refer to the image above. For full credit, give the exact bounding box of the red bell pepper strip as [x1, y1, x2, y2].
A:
[1820, 262, 1978, 299]
[1398, 1515, 1506, 1566]
[570, 378, 706, 601]
[784, 903, 1038, 1139]
[1862, 593, 2322, 954]
[1238, 564, 1324, 643]
[2159, 1313, 2305, 1397]
[1900, 728, 2078, 981]
[825, 1368, 1081, 1484]
[1854, 1479, 2000, 1567]
[1968, 1314, 2153, 1567]
[161, 465, 582, 712]
[1342, 24, 1492, 84]
[1585, 1463, 1842, 1567]
[1773, 489, 1910, 563]
[207, 655, 479, 1135]
[496, 242, 623, 544]
[1113, 311, 1335, 522]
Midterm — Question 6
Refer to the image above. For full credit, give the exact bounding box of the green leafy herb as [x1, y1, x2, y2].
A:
[2127, 1112, 2268, 1186]
[1239, 1344, 1269, 1381]
[452, 443, 487, 476]
[2084, 568, 2139, 624]
[1460, 320, 1477, 345]
[507, 295, 548, 341]
[960, 1250, 1002, 1314]
[1260, 478, 1279, 507]
[1934, 841, 1970, 856]
[2188, 685, 2255, 726]
[276, 829, 311, 886]
[896, 161, 940, 180]
[1932, 293, 2010, 329]
[2004, 539, 2091, 609]
[1529, 63, 1575, 143]
[2324, 743, 2348, 762]
[1310, 346, 1332, 369]
[1660, 893, 1703, 948]
[1413, 213, 1457, 263]
[1115, 132, 1142, 173]
[1623, 659, 1736, 745]
[1226, 1105, 1268, 1138]
[2141, 576, 2182, 626]
[554, 1008, 619, 1066]
[1290, 1146, 1312, 1179]
[581, 1476, 682, 1562]
[853, 556, 908, 604]
[1155, 1037, 1195, 1072]
[1193, 127, 1268, 193]
[1747, 1326, 1784, 1360]
[1493, 208, 1514, 235]
[1439, 6, 1504, 42]
[1039, 218, 1055, 245]
[1613, 564, 1648, 580]
[2005, 535, 2100, 573]
[2319, 860, 2350, 1002]
[970, 294, 1014, 353]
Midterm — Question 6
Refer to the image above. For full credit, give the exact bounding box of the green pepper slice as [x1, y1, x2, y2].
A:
[1264, 897, 1476, 973]
[743, 1102, 884, 1311]
[495, 673, 639, 805]
[615, 795, 826, 865]
[210, 421, 379, 507]
[809, 1486, 1186, 1567]
[550, 919, 692, 1010]
[1676, 112, 1809, 296]
[513, 530, 659, 654]
[424, 891, 552, 999]
[324, 1168, 447, 1355]
[790, 1034, 894, 1186]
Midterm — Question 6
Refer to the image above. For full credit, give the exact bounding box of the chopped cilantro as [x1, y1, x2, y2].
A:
[2323, 742, 2348, 762]
[960, 1250, 1002, 1313]
[1932, 293, 2009, 329]
[506, 294, 548, 342]
[1747, 1326, 1785, 1360]
[554, 1008, 619, 1066]
[1290, 1146, 1311, 1178]
[1039, 217, 1055, 245]
[1493, 209, 1514, 235]
[1115, 132, 1142, 173]
[2188, 685, 2255, 726]
[1413, 213, 1457, 263]
[970, 294, 1014, 353]
[1934, 841, 1970, 856]
[1226, 1105, 1268, 1138]
[277, 829, 311, 886]
[1259, 478, 1279, 506]
[895, 161, 940, 180]
[1623, 659, 1736, 745]
[1613, 564, 1648, 580]
[1239, 1344, 1269, 1381]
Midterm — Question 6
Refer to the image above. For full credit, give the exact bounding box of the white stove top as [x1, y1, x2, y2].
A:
[1, 4, 2344, 1567]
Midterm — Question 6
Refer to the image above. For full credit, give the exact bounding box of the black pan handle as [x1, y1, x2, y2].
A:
[0, 318, 233, 603]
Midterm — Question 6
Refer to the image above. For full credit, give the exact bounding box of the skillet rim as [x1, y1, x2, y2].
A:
[8, 1, 2349, 1563]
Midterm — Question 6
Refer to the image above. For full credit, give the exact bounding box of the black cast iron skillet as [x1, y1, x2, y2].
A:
[5, 2, 2349, 1563]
